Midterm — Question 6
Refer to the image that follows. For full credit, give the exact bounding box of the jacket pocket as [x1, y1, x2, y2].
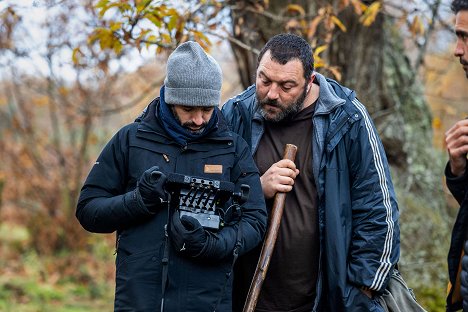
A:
[115, 248, 162, 310]
[231, 161, 258, 182]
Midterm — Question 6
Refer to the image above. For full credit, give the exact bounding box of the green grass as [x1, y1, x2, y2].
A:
[0, 223, 115, 312]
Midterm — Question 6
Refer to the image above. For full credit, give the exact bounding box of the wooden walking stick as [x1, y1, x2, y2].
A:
[242, 143, 298, 312]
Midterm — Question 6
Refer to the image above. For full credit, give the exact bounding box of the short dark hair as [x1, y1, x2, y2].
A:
[257, 33, 314, 82]
[451, 0, 468, 13]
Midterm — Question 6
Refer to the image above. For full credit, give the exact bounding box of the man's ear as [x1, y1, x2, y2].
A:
[307, 74, 315, 93]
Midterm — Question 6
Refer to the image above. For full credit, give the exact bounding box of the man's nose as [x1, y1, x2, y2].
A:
[190, 111, 205, 125]
[454, 38, 464, 57]
[266, 84, 280, 100]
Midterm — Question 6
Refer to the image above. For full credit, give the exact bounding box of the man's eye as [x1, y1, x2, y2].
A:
[457, 32, 468, 41]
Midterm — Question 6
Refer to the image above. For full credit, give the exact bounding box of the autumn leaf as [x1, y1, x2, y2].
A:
[331, 15, 347, 32]
[327, 66, 342, 81]
[359, 2, 381, 27]
[71, 47, 81, 65]
[432, 116, 442, 130]
[350, 0, 367, 15]
[314, 44, 328, 55]
[285, 19, 301, 31]
[307, 15, 323, 39]
[287, 4, 306, 17]
[410, 15, 425, 36]
[109, 21, 122, 32]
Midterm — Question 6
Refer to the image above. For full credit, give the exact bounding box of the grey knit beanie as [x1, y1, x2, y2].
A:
[164, 41, 222, 107]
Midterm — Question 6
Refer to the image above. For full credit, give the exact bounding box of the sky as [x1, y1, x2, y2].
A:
[0, 0, 155, 83]
[0, 0, 458, 83]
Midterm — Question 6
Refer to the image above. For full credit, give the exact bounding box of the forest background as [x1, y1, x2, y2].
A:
[0, 0, 468, 311]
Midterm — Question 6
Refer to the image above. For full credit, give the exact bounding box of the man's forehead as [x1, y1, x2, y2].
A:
[455, 10, 468, 30]
[258, 51, 304, 82]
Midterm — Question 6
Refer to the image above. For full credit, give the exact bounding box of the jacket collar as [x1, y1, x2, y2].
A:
[312, 72, 349, 116]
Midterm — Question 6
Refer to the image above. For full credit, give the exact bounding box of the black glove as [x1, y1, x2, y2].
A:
[137, 166, 167, 213]
[169, 212, 211, 258]
[461, 241, 468, 310]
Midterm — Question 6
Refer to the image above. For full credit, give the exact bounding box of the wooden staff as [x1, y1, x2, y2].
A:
[243, 143, 298, 312]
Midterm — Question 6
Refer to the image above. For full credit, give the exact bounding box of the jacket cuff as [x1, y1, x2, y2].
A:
[445, 161, 468, 183]
[123, 189, 153, 217]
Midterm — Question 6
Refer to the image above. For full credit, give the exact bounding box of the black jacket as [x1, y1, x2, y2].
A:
[446, 164, 468, 311]
[76, 98, 267, 312]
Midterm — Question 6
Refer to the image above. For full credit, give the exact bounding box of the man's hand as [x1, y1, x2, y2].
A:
[445, 119, 468, 177]
[169, 213, 210, 257]
[260, 159, 299, 199]
[137, 166, 168, 212]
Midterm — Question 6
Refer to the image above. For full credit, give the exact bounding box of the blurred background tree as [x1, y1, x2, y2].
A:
[0, 0, 467, 310]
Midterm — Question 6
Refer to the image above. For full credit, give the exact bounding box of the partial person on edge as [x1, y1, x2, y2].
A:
[446, 0, 468, 311]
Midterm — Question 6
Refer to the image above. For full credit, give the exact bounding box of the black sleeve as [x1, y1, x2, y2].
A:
[445, 161, 468, 205]
[76, 126, 152, 233]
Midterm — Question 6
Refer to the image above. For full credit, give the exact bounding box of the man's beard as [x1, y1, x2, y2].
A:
[256, 86, 308, 123]
[172, 109, 207, 134]
[183, 122, 206, 134]
[461, 57, 468, 78]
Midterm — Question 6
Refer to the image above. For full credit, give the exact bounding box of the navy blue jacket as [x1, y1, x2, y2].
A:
[222, 73, 400, 311]
[76, 98, 267, 312]
[446, 164, 468, 312]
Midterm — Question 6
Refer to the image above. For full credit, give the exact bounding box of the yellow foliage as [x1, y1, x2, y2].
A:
[71, 47, 81, 65]
[359, 2, 381, 27]
[285, 19, 301, 31]
[109, 21, 122, 32]
[432, 117, 442, 130]
[307, 15, 323, 39]
[331, 15, 347, 32]
[0, 96, 7, 106]
[286, 4, 306, 17]
[410, 15, 425, 37]
[33, 96, 49, 107]
[327, 66, 342, 81]
[351, 0, 367, 15]
[314, 45, 327, 55]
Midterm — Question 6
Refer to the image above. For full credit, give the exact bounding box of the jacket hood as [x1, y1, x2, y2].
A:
[313, 72, 352, 115]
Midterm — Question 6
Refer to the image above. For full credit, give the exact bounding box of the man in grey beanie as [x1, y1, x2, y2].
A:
[76, 41, 267, 312]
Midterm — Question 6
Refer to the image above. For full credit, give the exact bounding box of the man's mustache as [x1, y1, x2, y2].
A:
[460, 58, 468, 66]
[183, 121, 207, 129]
[260, 98, 279, 107]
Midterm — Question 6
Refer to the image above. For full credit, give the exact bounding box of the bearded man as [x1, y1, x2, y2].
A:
[222, 33, 400, 312]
